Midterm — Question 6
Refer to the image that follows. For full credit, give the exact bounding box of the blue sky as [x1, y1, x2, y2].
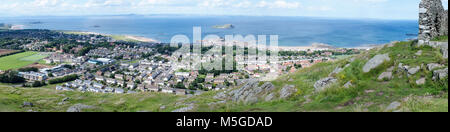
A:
[0, 0, 448, 20]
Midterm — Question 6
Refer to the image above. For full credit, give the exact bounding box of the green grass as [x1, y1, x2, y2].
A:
[0, 84, 182, 112]
[0, 51, 49, 70]
[432, 36, 448, 42]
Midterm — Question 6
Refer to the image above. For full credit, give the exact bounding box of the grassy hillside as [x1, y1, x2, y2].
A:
[0, 40, 447, 112]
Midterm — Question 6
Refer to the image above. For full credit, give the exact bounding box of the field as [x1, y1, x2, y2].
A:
[0, 49, 19, 56]
[0, 51, 50, 70]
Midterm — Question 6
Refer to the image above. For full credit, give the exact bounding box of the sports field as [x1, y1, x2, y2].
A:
[0, 51, 50, 70]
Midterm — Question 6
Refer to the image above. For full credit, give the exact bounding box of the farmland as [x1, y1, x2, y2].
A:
[0, 51, 50, 70]
[0, 49, 20, 56]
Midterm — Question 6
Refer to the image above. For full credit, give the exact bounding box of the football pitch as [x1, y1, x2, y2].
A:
[0, 51, 50, 70]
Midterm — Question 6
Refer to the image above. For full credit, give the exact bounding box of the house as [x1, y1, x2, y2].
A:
[95, 76, 105, 81]
[87, 87, 102, 93]
[214, 79, 225, 84]
[93, 83, 104, 89]
[161, 88, 174, 94]
[129, 63, 139, 69]
[104, 87, 115, 93]
[115, 74, 124, 80]
[177, 76, 185, 83]
[137, 84, 145, 91]
[147, 85, 159, 92]
[106, 78, 116, 84]
[18, 72, 48, 81]
[204, 84, 213, 90]
[175, 89, 186, 95]
[206, 73, 214, 80]
[127, 82, 136, 89]
[175, 72, 190, 77]
[163, 74, 173, 81]
[115, 88, 124, 94]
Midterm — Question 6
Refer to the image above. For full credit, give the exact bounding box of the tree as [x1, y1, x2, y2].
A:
[0, 70, 25, 83]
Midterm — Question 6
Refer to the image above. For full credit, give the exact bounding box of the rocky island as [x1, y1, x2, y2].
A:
[212, 24, 234, 29]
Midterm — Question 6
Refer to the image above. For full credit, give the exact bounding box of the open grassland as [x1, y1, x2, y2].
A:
[0, 51, 49, 70]
[0, 84, 182, 112]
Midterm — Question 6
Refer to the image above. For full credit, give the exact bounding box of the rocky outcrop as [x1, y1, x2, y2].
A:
[433, 68, 448, 80]
[427, 63, 443, 71]
[216, 80, 276, 104]
[67, 104, 94, 112]
[363, 54, 391, 73]
[279, 85, 297, 99]
[418, 0, 448, 45]
[314, 77, 338, 92]
[378, 72, 393, 81]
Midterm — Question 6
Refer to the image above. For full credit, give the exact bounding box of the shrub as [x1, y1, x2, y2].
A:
[48, 74, 78, 84]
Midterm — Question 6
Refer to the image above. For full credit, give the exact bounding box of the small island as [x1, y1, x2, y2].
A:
[213, 24, 234, 29]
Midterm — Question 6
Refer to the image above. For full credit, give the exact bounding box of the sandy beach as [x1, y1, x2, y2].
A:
[125, 35, 159, 43]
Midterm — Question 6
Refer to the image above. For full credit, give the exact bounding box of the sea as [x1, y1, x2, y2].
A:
[0, 15, 419, 48]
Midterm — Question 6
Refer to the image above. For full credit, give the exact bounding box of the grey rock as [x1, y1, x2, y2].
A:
[416, 78, 426, 85]
[433, 68, 448, 80]
[226, 80, 276, 104]
[172, 104, 194, 112]
[427, 63, 443, 71]
[408, 66, 421, 75]
[314, 77, 338, 92]
[415, 50, 423, 56]
[265, 93, 275, 101]
[23, 102, 33, 107]
[62, 97, 70, 102]
[363, 54, 391, 73]
[159, 105, 166, 110]
[386, 101, 401, 111]
[418, 0, 447, 44]
[279, 85, 297, 99]
[343, 81, 353, 88]
[67, 104, 94, 112]
[378, 72, 393, 81]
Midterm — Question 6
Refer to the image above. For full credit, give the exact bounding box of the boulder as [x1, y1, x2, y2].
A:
[343, 81, 353, 88]
[227, 80, 276, 104]
[23, 102, 33, 107]
[427, 63, 443, 71]
[433, 68, 448, 80]
[415, 50, 423, 56]
[279, 85, 297, 99]
[386, 101, 401, 111]
[314, 77, 338, 92]
[416, 78, 426, 85]
[378, 72, 393, 81]
[407, 66, 421, 75]
[172, 104, 195, 112]
[265, 93, 275, 102]
[67, 104, 94, 112]
[363, 54, 391, 73]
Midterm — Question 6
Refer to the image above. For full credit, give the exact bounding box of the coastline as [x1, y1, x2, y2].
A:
[60, 30, 159, 43]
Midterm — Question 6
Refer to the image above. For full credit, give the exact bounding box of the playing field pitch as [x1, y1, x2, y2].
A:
[0, 51, 50, 70]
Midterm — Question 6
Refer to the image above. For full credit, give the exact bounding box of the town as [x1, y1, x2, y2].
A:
[0, 29, 362, 95]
